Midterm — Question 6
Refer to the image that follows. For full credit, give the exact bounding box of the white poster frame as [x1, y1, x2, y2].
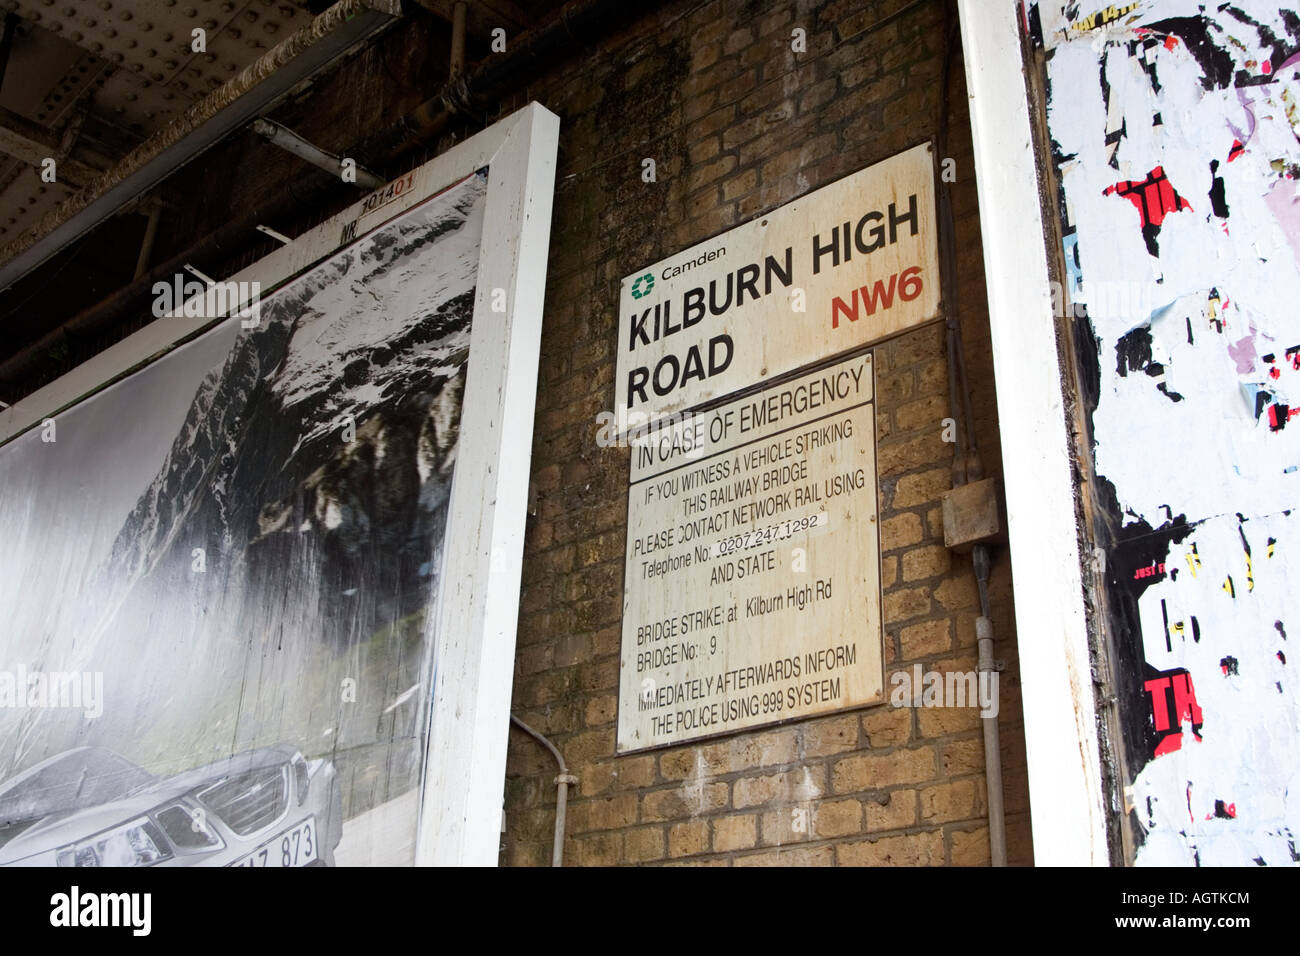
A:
[0, 102, 561, 867]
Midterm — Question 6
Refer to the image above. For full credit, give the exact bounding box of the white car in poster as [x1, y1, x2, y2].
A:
[0, 745, 342, 867]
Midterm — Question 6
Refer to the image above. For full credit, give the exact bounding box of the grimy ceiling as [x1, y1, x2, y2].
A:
[0, 0, 560, 407]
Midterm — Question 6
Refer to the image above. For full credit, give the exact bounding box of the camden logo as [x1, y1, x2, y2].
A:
[630, 272, 655, 299]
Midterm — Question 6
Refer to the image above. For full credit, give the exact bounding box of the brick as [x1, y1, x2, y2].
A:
[735, 845, 834, 866]
[941, 737, 985, 776]
[613, 754, 658, 790]
[814, 798, 863, 838]
[668, 819, 710, 858]
[899, 619, 951, 659]
[759, 807, 811, 846]
[689, 136, 722, 164]
[641, 782, 729, 822]
[713, 814, 758, 852]
[881, 513, 923, 551]
[896, 394, 948, 432]
[759, 8, 793, 36]
[570, 792, 637, 833]
[721, 167, 759, 201]
[881, 555, 898, 589]
[692, 42, 721, 72]
[659, 729, 798, 780]
[584, 694, 617, 727]
[883, 586, 931, 624]
[864, 789, 917, 831]
[902, 544, 952, 581]
[832, 747, 936, 793]
[861, 704, 912, 747]
[837, 830, 943, 866]
[624, 827, 666, 863]
[733, 767, 824, 809]
[687, 155, 738, 193]
[504, 840, 549, 867]
[799, 714, 860, 757]
[934, 574, 979, 611]
[724, 27, 754, 55]
[950, 825, 990, 865]
[571, 832, 619, 866]
[917, 703, 982, 737]
[891, 467, 951, 508]
[919, 779, 984, 824]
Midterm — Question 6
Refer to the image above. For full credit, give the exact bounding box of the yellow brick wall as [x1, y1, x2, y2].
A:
[498, 0, 1032, 866]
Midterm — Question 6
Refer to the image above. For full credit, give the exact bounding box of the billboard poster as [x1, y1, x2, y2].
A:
[0, 170, 487, 867]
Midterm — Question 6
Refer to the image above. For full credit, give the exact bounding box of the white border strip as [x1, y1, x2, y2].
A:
[414, 103, 558, 866]
[956, 1, 1108, 865]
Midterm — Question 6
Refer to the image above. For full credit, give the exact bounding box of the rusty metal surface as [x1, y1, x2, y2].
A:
[0, 0, 399, 277]
[0, 0, 321, 245]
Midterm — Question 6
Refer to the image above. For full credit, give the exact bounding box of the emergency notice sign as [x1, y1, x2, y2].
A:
[615, 144, 937, 751]
[616, 354, 884, 751]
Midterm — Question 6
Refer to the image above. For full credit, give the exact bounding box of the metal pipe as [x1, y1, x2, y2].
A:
[449, 1, 468, 79]
[973, 544, 1007, 866]
[509, 715, 576, 867]
[252, 118, 385, 189]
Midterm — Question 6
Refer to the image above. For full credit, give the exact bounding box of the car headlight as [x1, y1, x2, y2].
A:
[56, 817, 172, 867]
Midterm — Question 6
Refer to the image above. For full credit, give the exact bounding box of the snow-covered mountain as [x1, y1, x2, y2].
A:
[103, 172, 486, 650]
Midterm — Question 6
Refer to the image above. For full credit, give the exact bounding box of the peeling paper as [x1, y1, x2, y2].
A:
[1041, 0, 1300, 866]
